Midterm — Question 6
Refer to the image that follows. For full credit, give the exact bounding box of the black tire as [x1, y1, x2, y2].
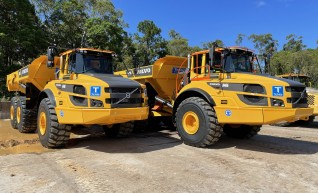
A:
[175, 97, 222, 147]
[16, 97, 37, 133]
[10, 97, 18, 129]
[37, 98, 71, 148]
[223, 125, 261, 139]
[103, 121, 134, 138]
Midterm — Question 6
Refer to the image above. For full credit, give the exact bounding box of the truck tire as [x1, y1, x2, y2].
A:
[104, 121, 134, 138]
[16, 97, 37, 133]
[175, 97, 222, 147]
[37, 98, 71, 148]
[10, 97, 18, 129]
[223, 125, 261, 139]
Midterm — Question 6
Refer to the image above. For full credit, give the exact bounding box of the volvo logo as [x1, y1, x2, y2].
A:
[125, 93, 131, 98]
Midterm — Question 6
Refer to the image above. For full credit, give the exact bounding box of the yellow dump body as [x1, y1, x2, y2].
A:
[6, 56, 58, 93]
[115, 56, 187, 102]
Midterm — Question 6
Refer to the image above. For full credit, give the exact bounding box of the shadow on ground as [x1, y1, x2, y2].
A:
[68, 124, 318, 155]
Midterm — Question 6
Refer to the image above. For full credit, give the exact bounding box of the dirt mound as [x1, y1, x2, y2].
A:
[0, 139, 40, 149]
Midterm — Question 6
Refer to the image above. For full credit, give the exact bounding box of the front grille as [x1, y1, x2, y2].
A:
[105, 87, 143, 108]
[106, 98, 144, 104]
[105, 87, 142, 94]
[308, 94, 315, 106]
[285, 86, 308, 108]
[285, 86, 305, 92]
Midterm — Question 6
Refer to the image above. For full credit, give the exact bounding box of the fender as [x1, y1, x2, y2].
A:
[173, 88, 216, 117]
[39, 89, 56, 107]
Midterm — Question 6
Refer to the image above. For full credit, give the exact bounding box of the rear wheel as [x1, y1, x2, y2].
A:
[103, 121, 134, 138]
[10, 97, 18, 129]
[223, 125, 261, 139]
[175, 97, 222, 147]
[16, 97, 37, 133]
[37, 98, 71, 148]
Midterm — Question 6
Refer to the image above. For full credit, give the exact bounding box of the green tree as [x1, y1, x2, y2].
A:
[134, 20, 168, 66]
[32, 0, 128, 53]
[202, 39, 224, 49]
[167, 29, 189, 57]
[283, 34, 306, 52]
[248, 33, 278, 73]
[235, 33, 245, 46]
[0, 0, 47, 98]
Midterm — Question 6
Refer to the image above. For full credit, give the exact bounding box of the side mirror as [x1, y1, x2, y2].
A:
[47, 46, 57, 68]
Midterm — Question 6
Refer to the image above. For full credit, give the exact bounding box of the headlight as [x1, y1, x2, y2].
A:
[90, 99, 103, 107]
[243, 84, 265, 94]
[271, 98, 285, 107]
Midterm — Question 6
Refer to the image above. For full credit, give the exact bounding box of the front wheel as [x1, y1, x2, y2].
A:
[37, 98, 71, 148]
[175, 97, 222, 147]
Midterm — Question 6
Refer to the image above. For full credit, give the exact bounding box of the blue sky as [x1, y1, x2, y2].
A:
[112, 0, 318, 51]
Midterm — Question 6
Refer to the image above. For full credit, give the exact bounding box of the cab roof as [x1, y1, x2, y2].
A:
[60, 48, 114, 56]
[192, 46, 255, 55]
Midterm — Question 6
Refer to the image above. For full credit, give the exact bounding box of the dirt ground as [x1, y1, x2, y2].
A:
[0, 119, 318, 193]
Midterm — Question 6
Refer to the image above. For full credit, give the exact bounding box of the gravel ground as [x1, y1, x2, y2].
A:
[0, 119, 318, 193]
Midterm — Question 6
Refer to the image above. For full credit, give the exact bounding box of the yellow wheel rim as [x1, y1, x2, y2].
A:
[182, 111, 200, 134]
[10, 106, 14, 120]
[17, 107, 21, 124]
[39, 112, 47, 135]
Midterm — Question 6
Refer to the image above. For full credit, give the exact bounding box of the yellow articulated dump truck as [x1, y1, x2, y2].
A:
[276, 73, 318, 124]
[7, 46, 148, 148]
[115, 45, 313, 147]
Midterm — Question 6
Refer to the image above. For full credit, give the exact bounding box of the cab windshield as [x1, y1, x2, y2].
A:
[224, 54, 253, 73]
[70, 51, 113, 74]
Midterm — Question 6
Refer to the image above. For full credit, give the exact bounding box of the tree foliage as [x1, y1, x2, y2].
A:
[271, 49, 318, 87]
[283, 34, 306, 52]
[202, 40, 224, 49]
[134, 20, 167, 66]
[248, 33, 278, 73]
[235, 33, 246, 46]
[167, 30, 190, 57]
[0, 0, 47, 98]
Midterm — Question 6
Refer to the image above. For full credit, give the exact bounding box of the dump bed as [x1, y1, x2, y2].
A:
[6, 56, 59, 93]
[115, 56, 187, 101]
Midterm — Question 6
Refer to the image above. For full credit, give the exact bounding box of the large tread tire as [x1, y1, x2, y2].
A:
[175, 97, 222, 147]
[104, 121, 134, 138]
[37, 98, 71, 148]
[223, 125, 261, 139]
[16, 97, 37, 133]
[10, 97, 18, 129]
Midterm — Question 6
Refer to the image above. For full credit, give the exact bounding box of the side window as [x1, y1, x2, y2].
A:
[69, 53, 76, 72]
[60, 55, 67, 74]
[193, 54, 202, 74]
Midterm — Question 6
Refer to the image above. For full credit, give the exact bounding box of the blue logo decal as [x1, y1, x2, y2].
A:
[225, 110, 232, 116]
[172, 67, 187, 74]
[60, 110, 64, 117]
[90, 86, 101, 96]
[272, 86, 284, 97]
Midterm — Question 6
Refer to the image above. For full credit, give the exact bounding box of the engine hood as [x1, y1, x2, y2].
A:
[80, 73, 141, 88]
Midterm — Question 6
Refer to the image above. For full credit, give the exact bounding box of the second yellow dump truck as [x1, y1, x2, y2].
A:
[7, 46, 148, 148]
[116, 46, 313, 147]
[276, 73, 318, 124]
